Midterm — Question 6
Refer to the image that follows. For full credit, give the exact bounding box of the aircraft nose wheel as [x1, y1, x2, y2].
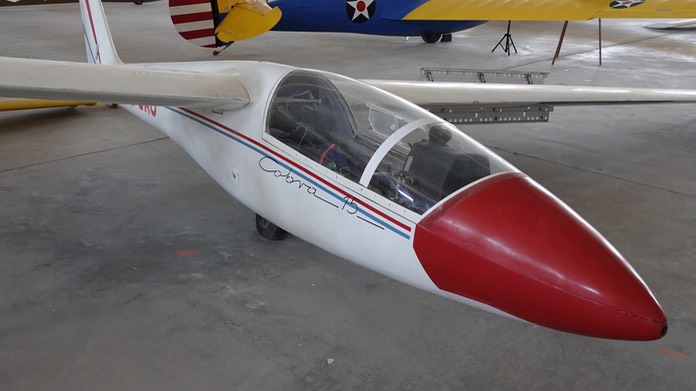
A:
[255, 214, 288, 240]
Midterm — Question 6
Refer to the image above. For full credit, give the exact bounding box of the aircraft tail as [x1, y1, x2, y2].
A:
[80, 0, 122, 65]
[169, 0, 281, 48]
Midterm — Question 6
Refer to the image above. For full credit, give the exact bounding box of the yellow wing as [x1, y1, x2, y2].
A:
[0, 98, 97, 112]
[403, 0, 696, 21]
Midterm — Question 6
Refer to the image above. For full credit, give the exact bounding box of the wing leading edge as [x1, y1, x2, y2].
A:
[0, 56, 249, 110]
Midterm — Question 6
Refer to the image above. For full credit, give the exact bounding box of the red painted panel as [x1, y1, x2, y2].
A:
[414, 172, 666, 340]
[179, 28, 216, 40]
[171, 11, 213, 24]
[169, 0, 210, 7]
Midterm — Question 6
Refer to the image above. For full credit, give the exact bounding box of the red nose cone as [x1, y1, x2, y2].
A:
[414, 172, 667, 340]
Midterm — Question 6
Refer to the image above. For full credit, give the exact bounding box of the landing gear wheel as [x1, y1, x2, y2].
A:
[421, 33, 442, 44]
[255, 214, 288, 241]
[441, 33, 452, 43]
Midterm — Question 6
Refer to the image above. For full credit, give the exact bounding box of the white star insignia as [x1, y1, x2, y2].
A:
[346, 0, 374, 21]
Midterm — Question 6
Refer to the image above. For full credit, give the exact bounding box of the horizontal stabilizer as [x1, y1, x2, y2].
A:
[216, 2, 282, 43]
[0, 57, 249, 109]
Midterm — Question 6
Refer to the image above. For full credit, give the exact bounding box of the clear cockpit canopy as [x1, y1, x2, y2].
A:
[266, 70, 518, 214]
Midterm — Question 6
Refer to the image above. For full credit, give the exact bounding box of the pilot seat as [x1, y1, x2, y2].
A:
[404, 125, 491, 202]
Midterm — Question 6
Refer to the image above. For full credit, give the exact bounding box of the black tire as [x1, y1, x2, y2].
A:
[421, 33, 442, 44]
[255, 214, 288, 240]
[133, 1, 144, 4]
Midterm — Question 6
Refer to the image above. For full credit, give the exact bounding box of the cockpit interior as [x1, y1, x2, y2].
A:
[267, 70, 516, 214]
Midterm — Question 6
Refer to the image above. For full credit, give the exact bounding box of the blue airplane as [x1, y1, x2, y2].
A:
[269, 0, 485, 42]
[169, 0, 485, 50]
[168, 0, 696, 52]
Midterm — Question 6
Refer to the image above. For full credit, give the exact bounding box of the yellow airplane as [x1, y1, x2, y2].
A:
[403, 0, 696, 21]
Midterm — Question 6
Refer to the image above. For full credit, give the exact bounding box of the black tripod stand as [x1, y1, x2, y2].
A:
[492, 21, 517, 56]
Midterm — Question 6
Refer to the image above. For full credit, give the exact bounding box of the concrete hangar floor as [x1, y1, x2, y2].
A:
[1, 2, 695, 390]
